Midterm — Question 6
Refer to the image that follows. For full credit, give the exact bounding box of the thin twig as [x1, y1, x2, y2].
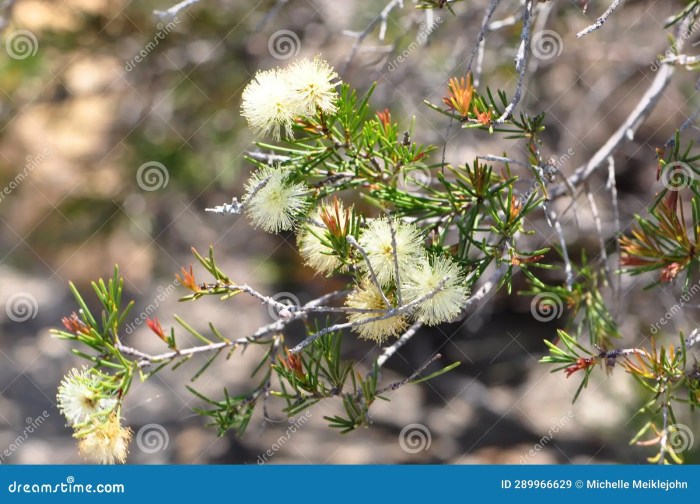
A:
[585, 183, 609, 276]
[375, 320, 423, 369]
[346, 235, 392, 308]
[154, 0, 200, 17]
[340, 0, 404, 74]
[550, 62, 675, 199]
[606, 156, 621, 318]
[466, 0, 502, 87]
[290, 276, 452, 354]
[0, 0, 17, 35]
[576, 0, 624, 38]
[543, 202, 574, 291]
[496, 0, 534, 123]
[376, 352, 441, 394]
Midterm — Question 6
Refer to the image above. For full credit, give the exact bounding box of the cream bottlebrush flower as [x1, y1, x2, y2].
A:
[345, 280, 408, 343]
[403, 255, 468, 325]
[77, 413, 132, 465]
[285, 56, 340, 116]
[245, 165, 309, 233]
[298, 200, 350, 275]
[57, 367, 117, 427]
[359, 218, 424, 286]
[241, 68, 300, 141]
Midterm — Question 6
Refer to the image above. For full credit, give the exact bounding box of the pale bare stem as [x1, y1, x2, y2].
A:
[205, 173, 272, 215]
[375, 320, 423, 369]
[477, 154, 530, 169]
[387, 218, 403, 306]
[496, 0, 534, 124]
[115, 291, 355, 368]
[377, 353, 442, 394]
[346, 235, 392, 308]
[290, 276, 452, 354]
[550, 63, 675, 199]
[0, 0, 17, 35]
[606, 156, 621, 315]
[659, 391, 671, 464]
[223, 284, 299, 314]
[261, 336, 283, 423]
[462, 260, 508, 311]
[577, 0, 625, 38]
[544, 202, 574, 291]
[246, 151, 292, 164]
[154, 0, 199, 17]
[466, 0, 503, 86]
[340, 0, 404, 73]
[255, 0, 290, 31]
[585, 184, 609, 275]
[664, 105, 700, 148]
[685, 328, 700, 348]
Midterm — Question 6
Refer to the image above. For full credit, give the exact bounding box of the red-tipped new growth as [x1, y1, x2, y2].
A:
[443, 74, 473, 119]
[146, 318, 167, 343]
[565, 357, 596, 378]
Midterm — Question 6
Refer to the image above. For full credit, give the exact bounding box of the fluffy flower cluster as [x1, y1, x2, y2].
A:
[244, 164, 309, 233]
[241, 56, 340, 140]
[346, 218, 469, 342]
[345, 279, 408, 342]
[358, 218, 423, 286]
[57, 367, 131, 464]
[298, 199, 351, 275]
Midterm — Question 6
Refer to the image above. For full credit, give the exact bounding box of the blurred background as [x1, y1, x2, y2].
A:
[0, 0, 698, 464]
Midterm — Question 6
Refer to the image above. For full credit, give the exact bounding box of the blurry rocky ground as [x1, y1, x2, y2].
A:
[0, 0, 698, 463]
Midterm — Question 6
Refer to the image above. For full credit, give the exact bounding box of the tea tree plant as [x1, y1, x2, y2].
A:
[52, 0, 700, 464]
